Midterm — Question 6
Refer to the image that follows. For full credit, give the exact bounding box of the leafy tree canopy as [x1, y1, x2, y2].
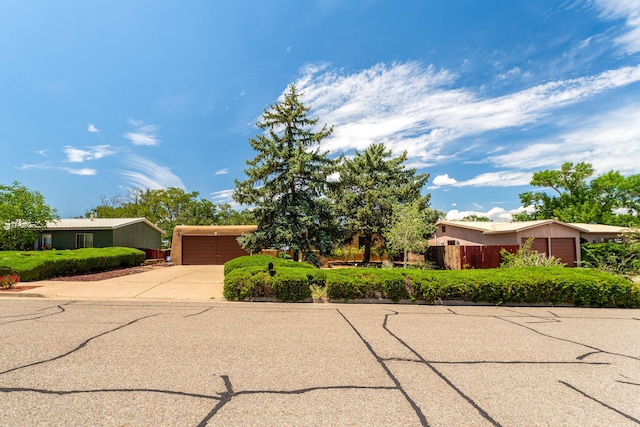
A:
[332, 143, 431, 263]
[0, 181, 59, 250]
[87, 187, 249, 246]
[384, 200, 442, 267]
[461, 214, 491, 222]
[514, 162, 640, 226]
[232, 84, 340, 265]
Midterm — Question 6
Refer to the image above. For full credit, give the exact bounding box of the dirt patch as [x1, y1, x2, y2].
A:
[0, 285, 41, 292]
[48, 263, 170, 282]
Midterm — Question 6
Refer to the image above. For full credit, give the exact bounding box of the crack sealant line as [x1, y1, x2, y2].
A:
[0, 314, 159, 376]
[336, 309, 430, 426]
[559, 381, 640, 424]
[496, 316, 640, 361]
[382, 311, 503, 427]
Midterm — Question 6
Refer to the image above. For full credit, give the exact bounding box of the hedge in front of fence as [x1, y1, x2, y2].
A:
[223, 257, 640, 307]
[0, 247, 146, 282]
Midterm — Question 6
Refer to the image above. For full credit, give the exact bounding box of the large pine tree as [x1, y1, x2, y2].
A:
[233, 84, 340, 264]
[333, 143, 430, 263]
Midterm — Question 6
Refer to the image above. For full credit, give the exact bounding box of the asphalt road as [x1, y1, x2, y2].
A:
[0, 299, 639, 426]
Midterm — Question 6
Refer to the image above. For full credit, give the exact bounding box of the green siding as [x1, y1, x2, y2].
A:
[49, 230, 113, 250]
[113, 222, 162, 250]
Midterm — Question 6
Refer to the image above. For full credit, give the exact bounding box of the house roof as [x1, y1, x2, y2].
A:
[173, 225, 257, 237]
[437, 219, 589, 234]
[569, 223, 631, 234]
[45, 218, 164, 234]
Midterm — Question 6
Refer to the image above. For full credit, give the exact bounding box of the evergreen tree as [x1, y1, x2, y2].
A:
[332, 143, 430, 263]
[233, 84, 340, 264]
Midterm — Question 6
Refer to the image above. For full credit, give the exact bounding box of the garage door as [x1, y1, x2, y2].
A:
[524, 238, 548, 256]
[182, 235, 249, 265]
[550, 238, 577, 267]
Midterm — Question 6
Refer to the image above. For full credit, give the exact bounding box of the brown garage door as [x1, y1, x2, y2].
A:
[182, 235, 249, 265]
[550, 238, 576, 267]
[524, 238, 548, 256]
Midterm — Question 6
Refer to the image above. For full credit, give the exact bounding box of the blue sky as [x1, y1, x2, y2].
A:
[2, 1, 639, 220]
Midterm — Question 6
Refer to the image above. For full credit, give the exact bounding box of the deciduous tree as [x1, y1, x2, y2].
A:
[0, 181, 58, 250]
[514, 162, 640, 226]
[384, 200, 441, 267]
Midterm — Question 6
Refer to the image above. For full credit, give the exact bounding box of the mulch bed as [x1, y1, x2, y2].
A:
[0, 286, 41, 292]
[0, 263, 170, 292]
[48, 264, 169, 282]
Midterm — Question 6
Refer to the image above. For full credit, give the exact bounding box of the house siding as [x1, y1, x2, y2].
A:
[113, 222, 162, 250]
[49, 229, 113, 250]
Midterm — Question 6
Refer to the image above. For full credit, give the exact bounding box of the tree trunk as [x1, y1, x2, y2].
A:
[362, 234, 372, 264]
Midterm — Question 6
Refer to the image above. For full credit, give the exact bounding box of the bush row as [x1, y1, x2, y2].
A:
[0, 248, 146, 282]
[223, 257, 640, 307]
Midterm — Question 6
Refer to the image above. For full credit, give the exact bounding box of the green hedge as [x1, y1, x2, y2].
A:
[223, 254, 315, 275]
[0, 248, 146, 282]
[223, 257, 640, 307]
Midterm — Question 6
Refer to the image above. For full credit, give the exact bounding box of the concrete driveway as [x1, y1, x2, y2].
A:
[0, 299, 638, 426]
[5, 265, 226, 301]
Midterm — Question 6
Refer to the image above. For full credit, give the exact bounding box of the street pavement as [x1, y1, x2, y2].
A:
[0, 296, 639, 426]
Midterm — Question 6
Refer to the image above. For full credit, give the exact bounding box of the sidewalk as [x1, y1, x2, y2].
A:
[0, 265, 226, 301]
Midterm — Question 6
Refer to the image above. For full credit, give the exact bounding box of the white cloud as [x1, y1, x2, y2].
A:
[120, 156, 184, 190]
[294, 61, 640, 169]
[64, 145, 115, 163]
[432, 174, 458, 187]
[17, 163, 97, 176]
[445, 205, 534, 222]
[211, 189, 241, 209]
[123, 120, 160, 146]
[593, 0, 640, 54]
[87, 124, 100, 133]
[63, 167, 97, 176]
[214, 168, 230, 175]
[431, 171, 532, 189]
[489, 104, 640, 174]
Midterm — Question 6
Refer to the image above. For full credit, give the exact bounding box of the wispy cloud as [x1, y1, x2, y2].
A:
[120, 155, 184, 189]
[87, 124, 100, 133]
[64, 145, 116, 163]
[214, 168, 229, 175]
[489, 104, 640, 174]
[63, 167, 97, 176]
[123, 119, 160, 146]
[297, 62, 640, 158]
[593, 0, 640, 54]
[294, 60, 640, 187]
[431, 171, 532, 189]
[17, 163, 97, 176]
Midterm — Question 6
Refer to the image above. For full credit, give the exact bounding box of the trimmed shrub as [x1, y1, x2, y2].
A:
[224, 255, 314, 275]
[223, 262, 640, 307]
[0, 248, 146, 282]
[581, 242, 640, 276]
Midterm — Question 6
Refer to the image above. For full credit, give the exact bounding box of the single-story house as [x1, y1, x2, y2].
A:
[40, 218, 164, 253]
[428, 219, 632, 268]
[171, 225, 257, 265]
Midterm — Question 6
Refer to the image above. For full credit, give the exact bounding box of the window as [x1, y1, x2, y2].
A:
[441, 226, 446, 232]
[39, 234, 52, 250]
[75, 233, 93, 248]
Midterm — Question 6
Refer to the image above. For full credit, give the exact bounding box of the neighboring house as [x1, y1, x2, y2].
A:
[171, 225, 257, 265]
[428, 219, 630, 268]
[40, 218, 164, 253]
